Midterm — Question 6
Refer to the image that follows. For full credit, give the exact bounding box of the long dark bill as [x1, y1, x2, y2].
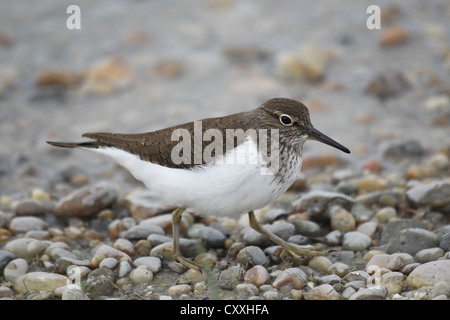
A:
[308, 127, 351, 154]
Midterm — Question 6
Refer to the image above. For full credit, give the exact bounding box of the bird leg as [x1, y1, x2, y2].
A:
[248, 210, 326, 261]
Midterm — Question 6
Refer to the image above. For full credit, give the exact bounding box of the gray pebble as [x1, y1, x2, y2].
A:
[8, 216, 47, 234]
[133, 256, 161, 274]
[406, 181, 450, 211]
[320, 274, 341, 285]
[386, 228, 440, 255]
[61, 286, 90, 300]
[415, 247, 445, 263]
[325, 230, 342, 246]
[86, 268, 116, 297]
[236, 246, 269, 267]
[287, 234, 311, 245]
[439, 232, 450, 252]
[4, 258, 28, 282]
[242, 223, 294, 247]
[147, 233, 172, 246]
[0, 250, 16, 273]
[198, 226, 226, 248]
[218, 265, 245, 290]
[120, 226, 154, 240]
[349, 286, 388, 300]
[342, 231, 372, 251]
[380, 219, 428, 244]
[291, 220, 321, 237]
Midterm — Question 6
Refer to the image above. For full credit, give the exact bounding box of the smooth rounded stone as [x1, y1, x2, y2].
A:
[406, 260, 450, 288]
[130, 265, 153, 285]
[125, 191, 176, 222]
[380, 219, 428, 244]
[343, 270, 370, 283]
[365, 253, 404, 272]
[304, 284, 341, 300]
[272, 267, 307, 290]
[348, 286, 388, 300]
[291, 220, 321, 237]
[13, 272, 69, 294]
[342, 231, 372, 251]
[406, 181, 450, 210]
[236, 283, 259, 299]
[356, 221, 378, 239]
[168, 284, 191, 296]
[108, 217, 136, 238]
[91, 244, 131, 268]
[415, 247, 445, 263]
[439, 232, 450, 252]
[4, 258, 28, 282]
[14, 199, 55, 216]
[242, 223, 294, 247]
[8, 216, 47, 234]
[0, 285, 14, 299]
[325, 230, 342, 246]
[380, 271, 405, 295]
[4, 238, 47, 259]
[119, 226, 154, 240]
[198, 226, 226, 248]
[0, 250, 16, 273]
[319, 274, 342, 285]
[287, 234, 311, 245]
[330, 208, 355, 232]
[138, 221, 166, 235]
[148, 233, 172, 246]
[262, 290, 280, 300]
[236, 246, 269, 268]
[350, 204, 374, 223]
[113, 238, 134, 256]
[99, 257, 119, 269]
[133, 256, 161, 274]
[375, 207, 397, 223]
[335, 181, 358, 195]
[117, 260, 133, 278]
[290, 190, 354, 221]
[244, 265, 270, 288]
[61, 285, 90, 300]
[264, 246, 283, 264]
[308, 256, 332, 273]
[328, 262, 351, 277]
[217, 265, 245, 290]
[55, 182, 118, 219]
[350, 175, 388, 193]
[342, 287, 356, 300]
[386, 228, 440, 255]
[344, 280, 366, 290]
[86, 268, 116, 297]
[49, 246, 77, 260]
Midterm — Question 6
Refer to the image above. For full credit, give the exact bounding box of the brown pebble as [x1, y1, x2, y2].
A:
[0, 228, 11, 242]
[380, 27, 410, 47]
[244, 265, 270, 288]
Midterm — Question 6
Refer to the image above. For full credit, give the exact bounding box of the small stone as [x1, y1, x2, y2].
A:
[125, 191, 176, 222]
[380, 219, 428, 244]
[356, 221, 378, 239]
[366, 254, 404, 272]
[406, 181, 450, 211]
[319, 274, 341, 285]
[14, 200, 55, 216]
[342, 231, 372, 251]
[304, 284, 341, 300]
[406, 260, 450, 288]
[117, 260, 133, 278]
[342, 287, 356, 300]
[217, 265, 245, 290]
[272, 267, 307, 290]
[308, 256, 333, 273]
[236, 246, 269, 268]
[4, 238, 47, 259]
[440, 232, 450, 252]
[86, 268, 116, 297]
[8, 216, 47, 234]
[290, 220, 321, 237]
[91, 245, 131, 268]
[133, 256, 161, 274]
[4, 258, 28, 282]
[244, 265, 270, 288]
[0, 286, 14, 299]
[375, 207, 397, 223]
[386, 228, 440, 255]
[328, 262, 351, 277]
[130, 265, 153, 284]
[379, 27, 410, 47]
[405, 165, 436, 180]
[61, 285, 90, 300]
[242, 223, 294, 247]
[382, 140, 424, 158]
[330, 208, 355, 232]
[198, 226, 226, 248]
[415, 247, 445, 263]
[349, 286, 388, 300]
[113, 238, 135, 256]
[262, 290, 280, 300]
[13, 272, 69, 294]
[325, 230, 342, 246]
[55, 182, 118, 219]
[99, 257, 118, 269]
[147, 234, 171, 246]
[350, 175, 389, 194]
[236, 283, 259, 299]
[0, 250, 17, 273]
[381, 271, 405, 295]
[168, 284, 191, 296]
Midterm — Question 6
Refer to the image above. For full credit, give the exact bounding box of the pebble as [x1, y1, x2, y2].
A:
[130, 265, 153, 284]
[99, 257, 118, 269]
[86, 268, 116, 297]
[330, 207, 355, 232]
[236, 246, 269, 268]
[379, 26, 410, 47]
[325, 230, 342, 246]
[356, 221, 378, 239]
[272, 268, 307, 290]
[319, 274, 341, 285]
[0, 286, 14, 299]
[55, 182, 118, 219]
[328, 262, 351, 277]
[8, 216, 47, 234]
[133, 256, 161, 274]
[406, 260, 450, 288]
[375, 207, 397, 223]
[4, 238, 48, 259]
[14, 199, 55, 216]
[198, 226, 226, 248]
[91, 244, 131, 268]
[117, 260, 133, 278]
[125, 191, 175, 222]
[60, 285, 90, 300]
[168, 284, 191, 296]
[440, 232, 450, 252]
[386, 228, 440, 255]
[366, 253, 404, 272]
[242, 222, 294, 247]
[113, 238, 135, 256]
[406, 181, 450, 211]
[217, 265, 245, 290]
[380, 271, 405, 295]
[4, 258, 28, 282]
[13, 272, 69, 294]
[236, 283, 259, 299]
[290, 220, 321, 237]
[349, 286, 388, 300]
[0, 250, 17, 273]
[244, 265, 270, 288]
[414, 247, 445, 263]
[303, 284, 341, 300]
[380, 219, 428, 244]
[308, 256, 332, 273]
[342, 231, 372, 251]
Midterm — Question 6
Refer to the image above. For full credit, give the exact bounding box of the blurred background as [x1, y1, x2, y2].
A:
[0, 0, 449, 193]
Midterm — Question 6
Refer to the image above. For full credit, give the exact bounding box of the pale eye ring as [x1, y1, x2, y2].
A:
[279, 114, 293, 126]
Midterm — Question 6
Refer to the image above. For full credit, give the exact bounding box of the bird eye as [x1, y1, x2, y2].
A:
[279, 114, 293, 126]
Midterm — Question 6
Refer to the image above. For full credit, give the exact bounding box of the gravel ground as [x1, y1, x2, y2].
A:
[0, 0, 449, 300]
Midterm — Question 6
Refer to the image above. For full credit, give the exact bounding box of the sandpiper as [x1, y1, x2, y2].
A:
[48, 98, 350, 269]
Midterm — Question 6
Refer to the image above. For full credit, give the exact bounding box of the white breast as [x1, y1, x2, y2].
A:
[87, 138, 303, 217]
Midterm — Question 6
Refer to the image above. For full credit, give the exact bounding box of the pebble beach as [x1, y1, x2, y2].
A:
[0, 0, 450, 301]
